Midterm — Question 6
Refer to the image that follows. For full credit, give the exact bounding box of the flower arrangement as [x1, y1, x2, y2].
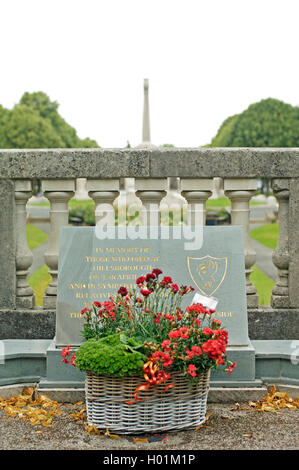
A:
[62, 268, 236, 402]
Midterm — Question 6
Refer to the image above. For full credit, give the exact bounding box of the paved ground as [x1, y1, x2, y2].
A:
[0, 401, 298, 450]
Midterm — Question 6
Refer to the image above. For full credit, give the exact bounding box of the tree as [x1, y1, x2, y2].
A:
[0, 91, 99, 148]
[210, 98, 299, 147]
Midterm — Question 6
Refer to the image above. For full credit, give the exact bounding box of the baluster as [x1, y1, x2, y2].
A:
[224, 179, 258, 308]
[42, 180, 75, 309]
[73, 178, 91, 200]
[15, 180, 35, 308]
[271, 179, 290, 308]
[181, 179, 213, 225]
[87, 179, 119, 226]
[135, 178, 167, 226]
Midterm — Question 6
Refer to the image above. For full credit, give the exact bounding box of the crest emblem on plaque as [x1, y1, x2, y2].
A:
[187, 255, 228, 296]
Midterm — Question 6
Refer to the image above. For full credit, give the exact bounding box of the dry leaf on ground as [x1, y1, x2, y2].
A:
[249, 385, 299, 413]
[0, 389, 61, 428]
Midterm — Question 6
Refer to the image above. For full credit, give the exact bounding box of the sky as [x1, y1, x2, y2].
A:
[1, 0, 299, 148]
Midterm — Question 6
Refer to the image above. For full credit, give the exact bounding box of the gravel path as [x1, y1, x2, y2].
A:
[0, 402, 298, 451]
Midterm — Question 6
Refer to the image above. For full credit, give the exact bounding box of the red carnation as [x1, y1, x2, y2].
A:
[187, 364, 197, 377]
[140, 288, 151, 297]
[118, 286, 128, 297]
[136, 276, 146, 285]
[152, 268, 162, 277]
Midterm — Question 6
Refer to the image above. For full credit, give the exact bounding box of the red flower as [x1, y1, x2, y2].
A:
[191, 345, 202, 356]
[70, 352, 76, 367]
[165, 314, 175, 322]
[146, 273, 156, 282]
[152, 268, 162, 277]
[186, 350, 194, 360]
[203, 327, 214, 336]
[61, 345, 70, 358]
[161, 339, 171, 351]
[81, 307, 88, 315]
[93, 301, 102, 308]
[136, 276, 146, 285]
[140, 288, 151, 297]
[118, 286, 128, 297]
[160, 276, 172, 287]
[227, 362, 237, 375]
[171, 283, 179, 293]
[154, 313, 162, 324]
[61, 345, 70, 364]
[168, 329, 180, 339]
[187, 364, 197, 377]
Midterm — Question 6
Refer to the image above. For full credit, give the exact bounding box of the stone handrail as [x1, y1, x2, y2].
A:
[1, 148, 298, 340]
[0, 148, 299, 178]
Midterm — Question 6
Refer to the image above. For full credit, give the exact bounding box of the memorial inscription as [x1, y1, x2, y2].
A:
[56, 226, 248, 347]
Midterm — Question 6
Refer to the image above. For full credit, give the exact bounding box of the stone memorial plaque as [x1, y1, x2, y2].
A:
[56, 226, 249, 347]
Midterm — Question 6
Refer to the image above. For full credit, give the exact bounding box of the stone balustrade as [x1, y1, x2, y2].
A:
[1, 148, 299, 340]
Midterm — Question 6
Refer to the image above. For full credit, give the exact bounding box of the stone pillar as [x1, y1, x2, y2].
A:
[87, 179, 119, 226]
[15, 180, 35, 308]
[271, 178, 290, 308]
[42, 180, 75, 309]
[73, 178, 91, 200]
[181, 179, 213, 225]
[0, 180, 16, 309]
[224, 179, 258, 308]
[135, 179, 167, 226]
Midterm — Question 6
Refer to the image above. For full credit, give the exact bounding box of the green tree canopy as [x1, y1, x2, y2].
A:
[210, 98, 299, 147]
[0, 91, 99, 148]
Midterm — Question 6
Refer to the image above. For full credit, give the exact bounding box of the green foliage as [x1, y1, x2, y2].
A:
[210, 98, 299, 147]
[0, 91, 99, 149]
[75, 334, 146, 376]
[68, 200, 96, 225]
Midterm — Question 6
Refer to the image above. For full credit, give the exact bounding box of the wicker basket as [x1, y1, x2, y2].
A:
[85, 369, 210, 434]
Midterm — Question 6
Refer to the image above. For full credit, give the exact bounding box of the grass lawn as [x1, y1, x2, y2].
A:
[26, 224, 48, 251]
[206, 197, 263, 208]
[249, 223, 278, 305]
[249, 265, 275, 306]
[28, 264, 51, 306]
[250, 223, 278, 250]
[26, 224, 51, 306]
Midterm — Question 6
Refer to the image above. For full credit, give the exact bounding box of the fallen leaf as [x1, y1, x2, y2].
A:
[243, 433, 253, 438]
[195, 425, 209, 431]
[105, 427, 119, 439]
[84, 423, 102, 435]
[221, 416, 229, 419]
[22, 387, 35, 398]
[133, 437, 148, 443]
[205, 411, 214, 423]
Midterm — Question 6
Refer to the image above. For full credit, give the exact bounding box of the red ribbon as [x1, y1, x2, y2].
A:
[126, 360, 174, 405]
